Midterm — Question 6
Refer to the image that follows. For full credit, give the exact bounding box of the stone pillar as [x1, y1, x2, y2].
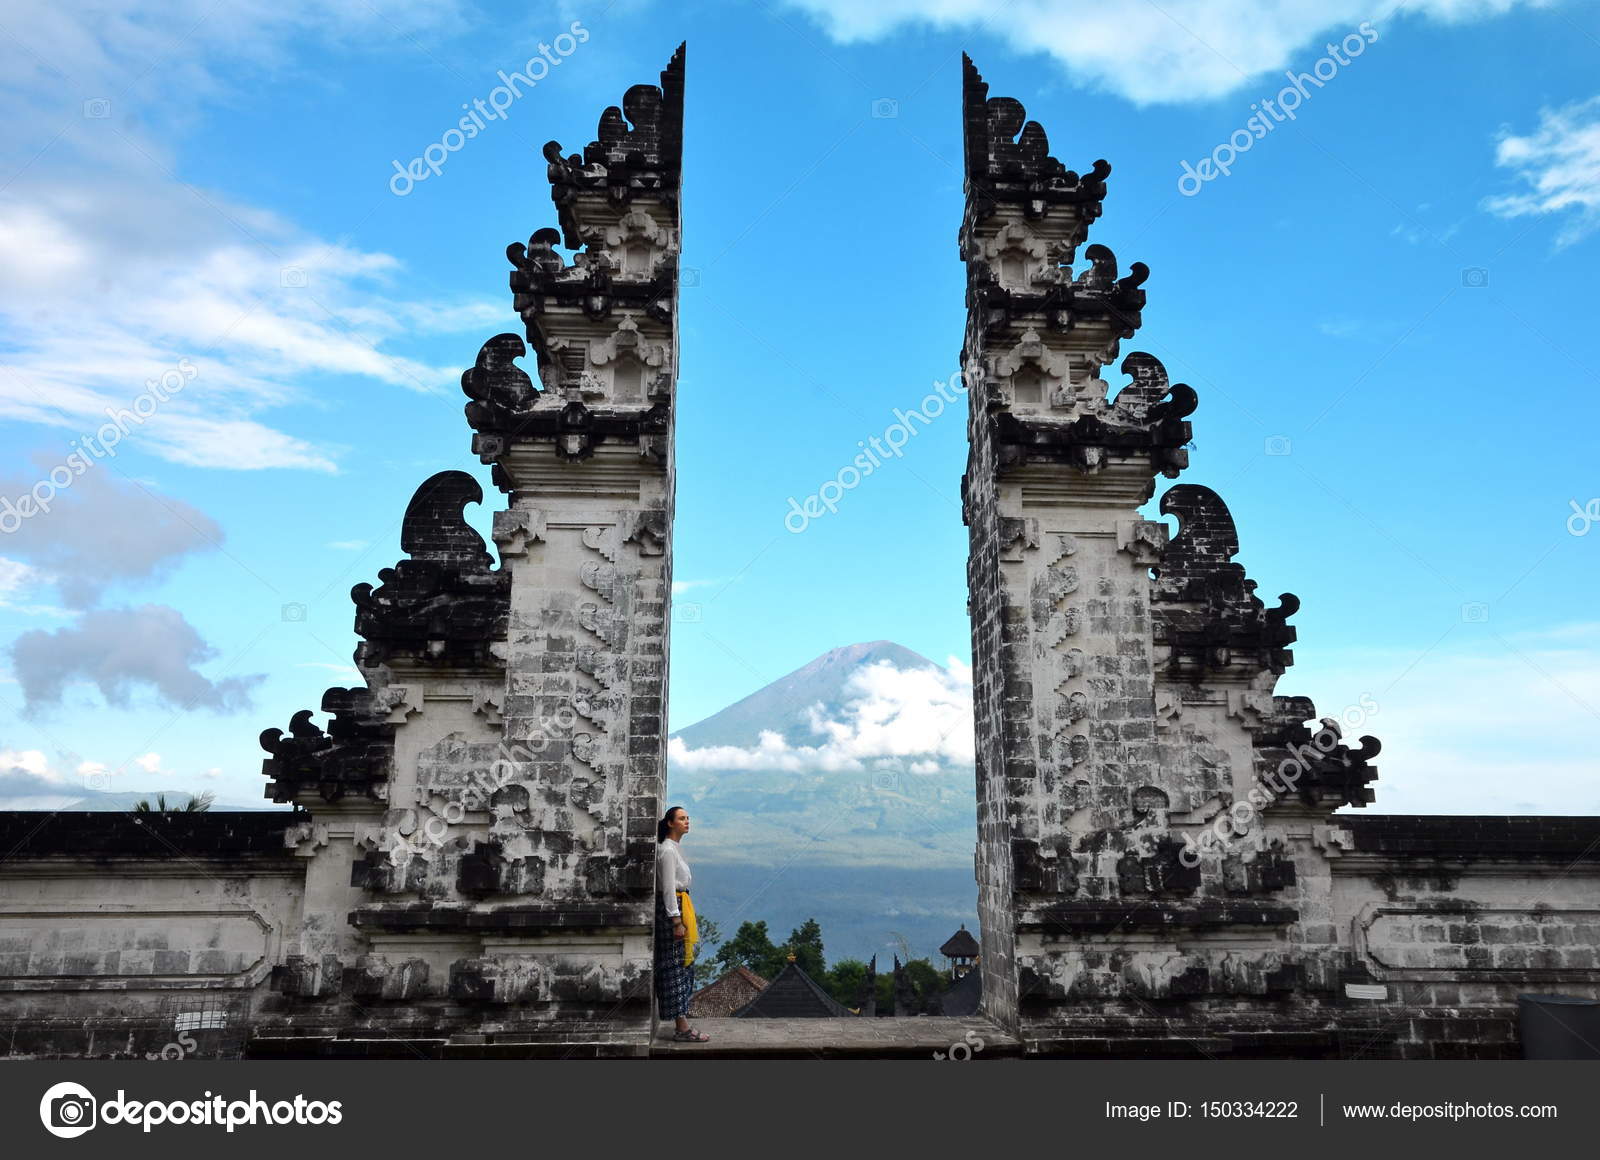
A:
[960, 56, 1379, 1055]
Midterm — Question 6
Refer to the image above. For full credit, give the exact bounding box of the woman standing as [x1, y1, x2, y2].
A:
[656, 806, 710, 1042]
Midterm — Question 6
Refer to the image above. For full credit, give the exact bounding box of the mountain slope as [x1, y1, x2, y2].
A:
[667, 640, 978, 961]
[673, 640, 938, 749]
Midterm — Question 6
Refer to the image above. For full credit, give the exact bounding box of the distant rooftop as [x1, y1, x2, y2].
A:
[689, 965, 769, 1018]
[940, 925, 980, 958]
[733, 961, 854, 1018]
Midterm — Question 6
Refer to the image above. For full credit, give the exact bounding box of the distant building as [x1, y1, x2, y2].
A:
[940, 925, 979, 979]
[939, 925, 983, 1016]
[734, 957, 855, 1018]
[688, 966, 768, 1018]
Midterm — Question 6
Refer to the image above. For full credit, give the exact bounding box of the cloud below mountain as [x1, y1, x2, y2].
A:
[669, 656, 973, 773]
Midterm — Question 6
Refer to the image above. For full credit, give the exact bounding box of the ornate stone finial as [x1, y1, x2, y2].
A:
[260, 688, 395, 804]
[990, 351, 1194, 477]
[399, 471, 493, 566]
[351, 471, 509, 671]
[962, 53, 1110, 220]
[1152, 484, 1298, 676]
[462, 333, 541, 439]
[542, 44, 685, 247]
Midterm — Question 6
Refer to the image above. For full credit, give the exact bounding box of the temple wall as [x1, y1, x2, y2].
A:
[0, 814, 302, 1059]
[1325, 816, 1600, 1058]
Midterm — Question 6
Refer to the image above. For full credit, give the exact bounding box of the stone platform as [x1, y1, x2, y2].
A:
[650, 1016, 1019, 1059]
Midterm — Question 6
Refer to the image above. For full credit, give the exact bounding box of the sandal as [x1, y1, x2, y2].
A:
[672, 1028, 711, 1042]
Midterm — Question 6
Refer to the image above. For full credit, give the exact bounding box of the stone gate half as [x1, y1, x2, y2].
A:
[249, 45, 686, 1055]
[960, 55, 1600, 1057]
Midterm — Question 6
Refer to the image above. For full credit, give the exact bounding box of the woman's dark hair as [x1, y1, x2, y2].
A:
[657, 806, 685, 843]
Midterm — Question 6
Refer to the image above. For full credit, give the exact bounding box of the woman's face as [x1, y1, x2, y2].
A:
[668, 810, 690, 839]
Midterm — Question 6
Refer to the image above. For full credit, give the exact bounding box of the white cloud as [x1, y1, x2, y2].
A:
[10, 602, 264, 713]
[0, 749, 82, 808]
[0, 185, 495, 472]
[669, 658, 975, 772]
[0, 558, 37, 601]
[0, 744, 238, 807]
[0, 748, 57, 781]
[1302, 623, 1600, 815]
[783, 0, 1547, 105]
[0, 468, 223, 608]
[1484, 95, 1600, 246]
[326, 540, 371, 551]
[671, 578, 726, 596]
[0, 0, 500, 473]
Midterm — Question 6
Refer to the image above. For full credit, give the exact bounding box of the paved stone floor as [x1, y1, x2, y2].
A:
[651, 1016, 1019, 1059]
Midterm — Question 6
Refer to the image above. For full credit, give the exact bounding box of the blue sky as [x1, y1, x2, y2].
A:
[0, 0, 1597, 815]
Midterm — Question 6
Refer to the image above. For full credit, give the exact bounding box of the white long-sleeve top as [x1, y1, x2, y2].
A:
[656, 838, 692, 917]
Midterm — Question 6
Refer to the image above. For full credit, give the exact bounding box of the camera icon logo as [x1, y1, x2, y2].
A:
[673, 601, 702, 624]
[1461, 267, 1489, 288]
[871, 97, 899, 119]
[281, 602, 307, 622]
[280, 266, 308, 288]
[1461, 601, 1490, 623]
[1264, 434, 1292, 456]
[40, 1081, 97, 1138]
[83, 98, 111, 119]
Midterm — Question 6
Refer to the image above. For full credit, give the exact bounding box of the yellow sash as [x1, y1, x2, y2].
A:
[677, 890, 698, 966]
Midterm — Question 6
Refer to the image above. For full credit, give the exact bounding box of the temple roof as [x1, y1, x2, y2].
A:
[940, 925, 980, 958]
[689, 966, 768, 1018]
[732, 961, 854, 1018]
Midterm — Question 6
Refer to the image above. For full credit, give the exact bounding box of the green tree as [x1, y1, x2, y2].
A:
[902, 957, 948, 1010]
[712, 920, 783, 978]
[133, 792, 214, 814]
[786, 917, 825, 979]
[825, 958, 871, 1009]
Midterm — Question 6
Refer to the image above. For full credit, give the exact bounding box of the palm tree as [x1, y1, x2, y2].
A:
[132, 792, 215, 813]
